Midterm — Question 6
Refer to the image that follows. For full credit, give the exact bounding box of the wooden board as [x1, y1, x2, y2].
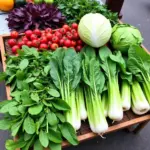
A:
[0, 34, 150, 149]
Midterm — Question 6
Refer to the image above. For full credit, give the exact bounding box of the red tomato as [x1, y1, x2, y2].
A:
[8, 39, 17, 47]
[77, 40, 83, 45]
[73, 32, 79, 40]
[12, 45, 20, 54]
[32, 40, 40, 48]
[25, 30, 33, 38]
[22, 36, 28, 43]
[59, 39, 64, 46]
[39, 43, 48, 50]
[51, 43, 58, 51]
[18, 41, 25, 48]
[71, 40, 76, 47]
[48, 41, 52, 47]
[26, 41, 32, 47]
[63, 25, 70, 31]
[45, 28, 52, 33]
[41, 32, 46, 36]
[71, 29, 77, 34]
[55, 32, 62, 39]
[76, 45, 82, 52]
[59, 28, 66, 35]
[52, 36, 59, 43]
[64, 39, 71, 47]
[10, 31, 19, 39]
[40, 36, 48, 44]
[67, 33, 73, 40]
[71, 23, 78, 30]
[33, 29, 41, 37]
[46, 33, 53, 41]
[62, 36, 68, 41]
[30, 34, 38, 40]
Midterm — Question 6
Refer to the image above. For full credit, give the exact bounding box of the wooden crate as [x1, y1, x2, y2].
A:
[0, 34, 150, 149]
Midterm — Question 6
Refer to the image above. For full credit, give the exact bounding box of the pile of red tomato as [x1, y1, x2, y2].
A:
[8, 23, 84, 54]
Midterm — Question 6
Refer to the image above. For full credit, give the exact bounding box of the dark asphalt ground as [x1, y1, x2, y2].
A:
[0, 0, 150, 150]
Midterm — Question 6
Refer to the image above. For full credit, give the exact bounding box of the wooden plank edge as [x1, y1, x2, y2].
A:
[0, 36, 11, 100]
[62, 114, 150, 148]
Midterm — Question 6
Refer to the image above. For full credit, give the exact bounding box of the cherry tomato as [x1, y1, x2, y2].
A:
[77, 40, 83, 45]
[76, 45, 82, 52]
[40, 36, 48, 44]
[63, 25, 70, 31]
[22, 36, 28, 43]
[10, 31, 19, 39]
[59, 28, 66, 35]
[71, 23, 78, 30]
[25, 30, 33, 38]
[64, 39, 71, 47]
[46, 33, 53, 41]
[33, 29, 41, 37]
[12, 45, 20, 54]
[8, 39, 17, 47]
[39, 43, 48, 50]
[52, 36, 59, 43]
[30, 34, 38, 40]
[71, 40, 76, 47]
[32, 39, 40, 48]
[54, 32, 62, 39]
[62, 36, 68, 41]
[41, 32, 46, 36]
[18, 41, 25, 48]
[59, 39, 64, 46]
[45, 28, 52, 33]
[67, 33, 73, 40]
[26, 41, 32, 47]
[51, 43, 58, 51]
[48, 41, 52, 47]
[71, 29, 76, 34]
[73, 32, 79, 40]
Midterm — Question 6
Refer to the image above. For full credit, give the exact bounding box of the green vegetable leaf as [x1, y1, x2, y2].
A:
[48, 129, 62, 143]
[39, 130, 49, 148]
[26, 77, 36, 83]
[56, 113, 65, 122]
[18, 105, 26, 114]
[49, 141, 61, 150]
[0, 119, 11, 130]
[48, 89, 60, 97]
[23, 116, 36, 134]
[16, 70, 24, 80]
[11, 121, 22, 136]
[31, 93, 39, 102]
[9, 106, 20, 116]
[28, 104, 43, 115]
[24, 133, 33, 141]
[19, 59, 29, 70]
[33, 82, 44, 90]
[60, 122, 78, 145]
[0, 72, 6, 81]
[46, 111, 58, 126]
[51, 99, 70, 111]
[34, 139, 43, 150]
[44, 65, 51, 75]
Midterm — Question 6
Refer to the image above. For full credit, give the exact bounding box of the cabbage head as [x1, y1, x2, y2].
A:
[78, 13, 112, 48]
[110, 24, 143, 53]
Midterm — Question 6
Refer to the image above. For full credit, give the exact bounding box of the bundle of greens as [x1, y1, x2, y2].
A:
[49, 48, 84, 130]
[0, 46, 78, 150]
[127, 45, 150, 114]
[99, 46, 123, 121]
[54, 0, 118, 26]
[81, 46, 108, 134]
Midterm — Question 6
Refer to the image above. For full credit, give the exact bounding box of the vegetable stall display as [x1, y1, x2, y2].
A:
[0, 1, 150, 150]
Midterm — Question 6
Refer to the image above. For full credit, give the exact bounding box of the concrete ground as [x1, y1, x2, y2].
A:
[1, 0, 150, 150]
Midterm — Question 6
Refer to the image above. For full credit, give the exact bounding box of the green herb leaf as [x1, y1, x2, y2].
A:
[16, 70, 24, 80]
[0, 72, 6, 81]
[44, 65, 51, 75]
[11, 121, 22, 136]
[34, 139, 43, 150]
[28, 104, 43, 115]
[19, 59, 29, 70]
[23, 116, 36, 134]
[60, 122, 78, 145]
[46, 112, 58, 126]
[0, 119, 11, 130]
[48, 89, 60, 97]
[31, 93, 39, 102]
[48, 129, 62, 143]
[56, 113, 65, 122]
[26, 77, 36, 83]
[33, 82, 44, 90]
[9, 106, 20, 116]
[39, 130, 49, 148]
[49, 141, 61, 150]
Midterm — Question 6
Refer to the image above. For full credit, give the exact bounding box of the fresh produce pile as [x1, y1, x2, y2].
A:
[0, 0, 149, 150]
[7, 23, 83, 53]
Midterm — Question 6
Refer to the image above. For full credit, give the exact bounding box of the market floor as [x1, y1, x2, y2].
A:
[1, 0, 150, 150]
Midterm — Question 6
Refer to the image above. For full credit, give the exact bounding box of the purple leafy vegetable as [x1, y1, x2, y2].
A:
[6, 3, 66, 32]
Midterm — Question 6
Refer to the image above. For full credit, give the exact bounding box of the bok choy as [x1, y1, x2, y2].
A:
[50, 48, 82, 130]
[99, 46, 123, 121]
[82, 46, 108, 134]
